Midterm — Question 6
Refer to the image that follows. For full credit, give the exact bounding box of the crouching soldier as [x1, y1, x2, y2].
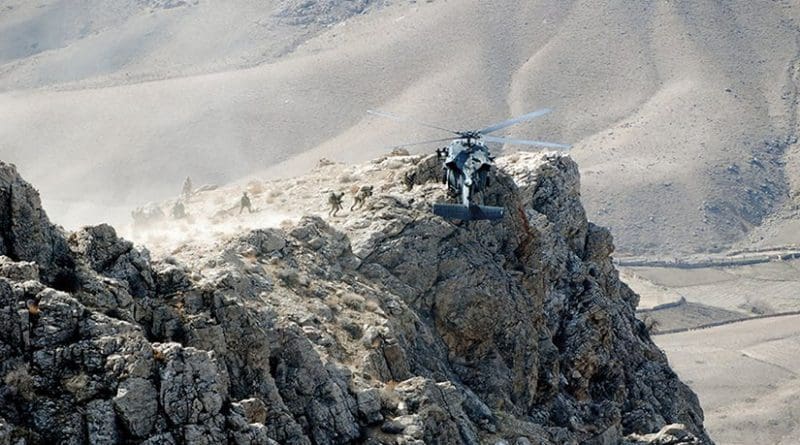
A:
[350, 185, 373, 211]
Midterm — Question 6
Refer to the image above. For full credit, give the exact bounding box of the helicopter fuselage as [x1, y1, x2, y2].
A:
[442, 139, 492, 207]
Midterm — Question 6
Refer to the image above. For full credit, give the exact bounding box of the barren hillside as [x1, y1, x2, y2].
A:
[1, 0, 799, 255]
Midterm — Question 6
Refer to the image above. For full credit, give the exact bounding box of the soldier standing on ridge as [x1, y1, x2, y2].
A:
[403, 171, 416, 191]
[240, 192, 253, 214]
[171, 200, 186, 219]
[182, 176, 193, 198]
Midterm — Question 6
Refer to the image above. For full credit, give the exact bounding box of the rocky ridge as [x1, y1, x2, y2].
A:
[0, 153, 711, 444]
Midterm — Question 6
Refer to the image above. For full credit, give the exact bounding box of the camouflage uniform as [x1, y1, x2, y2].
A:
[240, 192, 253, 214]
[171, 200, 186, 219]
[328, 192, 344, 217]
[350, 186, 373, 211]
[182, 176, 193, 198]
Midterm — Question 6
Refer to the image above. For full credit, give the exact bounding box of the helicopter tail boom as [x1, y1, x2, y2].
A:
[432, 203, 505, 221]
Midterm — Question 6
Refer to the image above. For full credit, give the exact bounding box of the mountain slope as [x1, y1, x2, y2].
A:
[0, 154, 711, 444]
[1, 0, 799, 255]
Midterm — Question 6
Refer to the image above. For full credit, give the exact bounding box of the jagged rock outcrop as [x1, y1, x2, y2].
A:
[0, 163, 76, 290]
[0, 157, 711, 444]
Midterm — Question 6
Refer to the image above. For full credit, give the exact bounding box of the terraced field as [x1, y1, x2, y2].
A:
[657, 315, 800, 445]
[625, 257, 800, 323]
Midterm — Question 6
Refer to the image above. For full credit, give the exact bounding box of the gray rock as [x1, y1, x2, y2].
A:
[154, 263, 192, 295]
[232, 398, 268, 424]
[381, 420, 405, 434]
[113, 377, 158, 438]
[29, 289, 83, 348]
[0, 280, 21, 348]
[0, 417, 11, 445]
[356, 388, 384, 424]
[239, 229, 287, 255]
[156, 343, 229, 425]
[140, 433, 176, 445]
[0, 256, 39, 282]
[70, 224, 155, 298]
[86, 399, 119, 445]
[270, 326, 360, 444]
[0, 162, 76, 289]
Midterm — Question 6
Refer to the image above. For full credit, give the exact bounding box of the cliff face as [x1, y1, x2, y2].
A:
[0, 154, 711, 445]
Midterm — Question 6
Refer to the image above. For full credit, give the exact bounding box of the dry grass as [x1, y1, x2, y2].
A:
[338, 174, 358, 184]
[739, 298, 776, 316]
[365, 299, 381, 313]
[152, 347, 167, 363]
[641, 314, 660, 334]
[341, 292, 366, 311]
[247, 181, 265, 196]
[3, 364, 34, 400]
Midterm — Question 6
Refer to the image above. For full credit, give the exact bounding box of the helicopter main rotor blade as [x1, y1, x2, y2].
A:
[367, 109, 460, 134]
[477, 108, 552, 135]
[388, 137, 460, 149]
[483, 135, 572, 149]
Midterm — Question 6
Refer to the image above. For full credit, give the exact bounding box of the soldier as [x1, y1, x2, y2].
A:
[239, 192, 253, 214]
[171, 200, 186, 219]
[181, 176, 193, 198]
[328, 192, 345, 217]
[26, 298, 40, 318]
[403, 171, 416, 191]
[350, 185, 373, 211]
[131, 207, 145, 226]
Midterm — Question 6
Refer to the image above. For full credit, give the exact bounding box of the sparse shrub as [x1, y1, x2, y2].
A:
[379, 381, 401, 413]
[277, 267, 311, 288]
[339, 173, 358, 183]
[4, 364, 34, 400]
[365, 299, 381, 313]
[341, 292, 366, 311]
[641, 314, 660, 334]
[26, 299, 40, 316]
[739, 298, 775, 315]
[152, 347, 167, 363]
[341, 319, 363, 340]
[247, 181, 265, 196]
[324, 294, 342, 313]
[63, 373, 89, 396]
[277, 268, 301, 287]
[389, 148, 410, 156]
[317, 158, 335, 167]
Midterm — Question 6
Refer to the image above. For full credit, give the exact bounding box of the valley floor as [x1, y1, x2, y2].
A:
[656, 314, 800, 445]
[623, 258, 800, 445]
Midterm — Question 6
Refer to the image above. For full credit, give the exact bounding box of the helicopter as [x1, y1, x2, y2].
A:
[367, 108, 571, 221]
